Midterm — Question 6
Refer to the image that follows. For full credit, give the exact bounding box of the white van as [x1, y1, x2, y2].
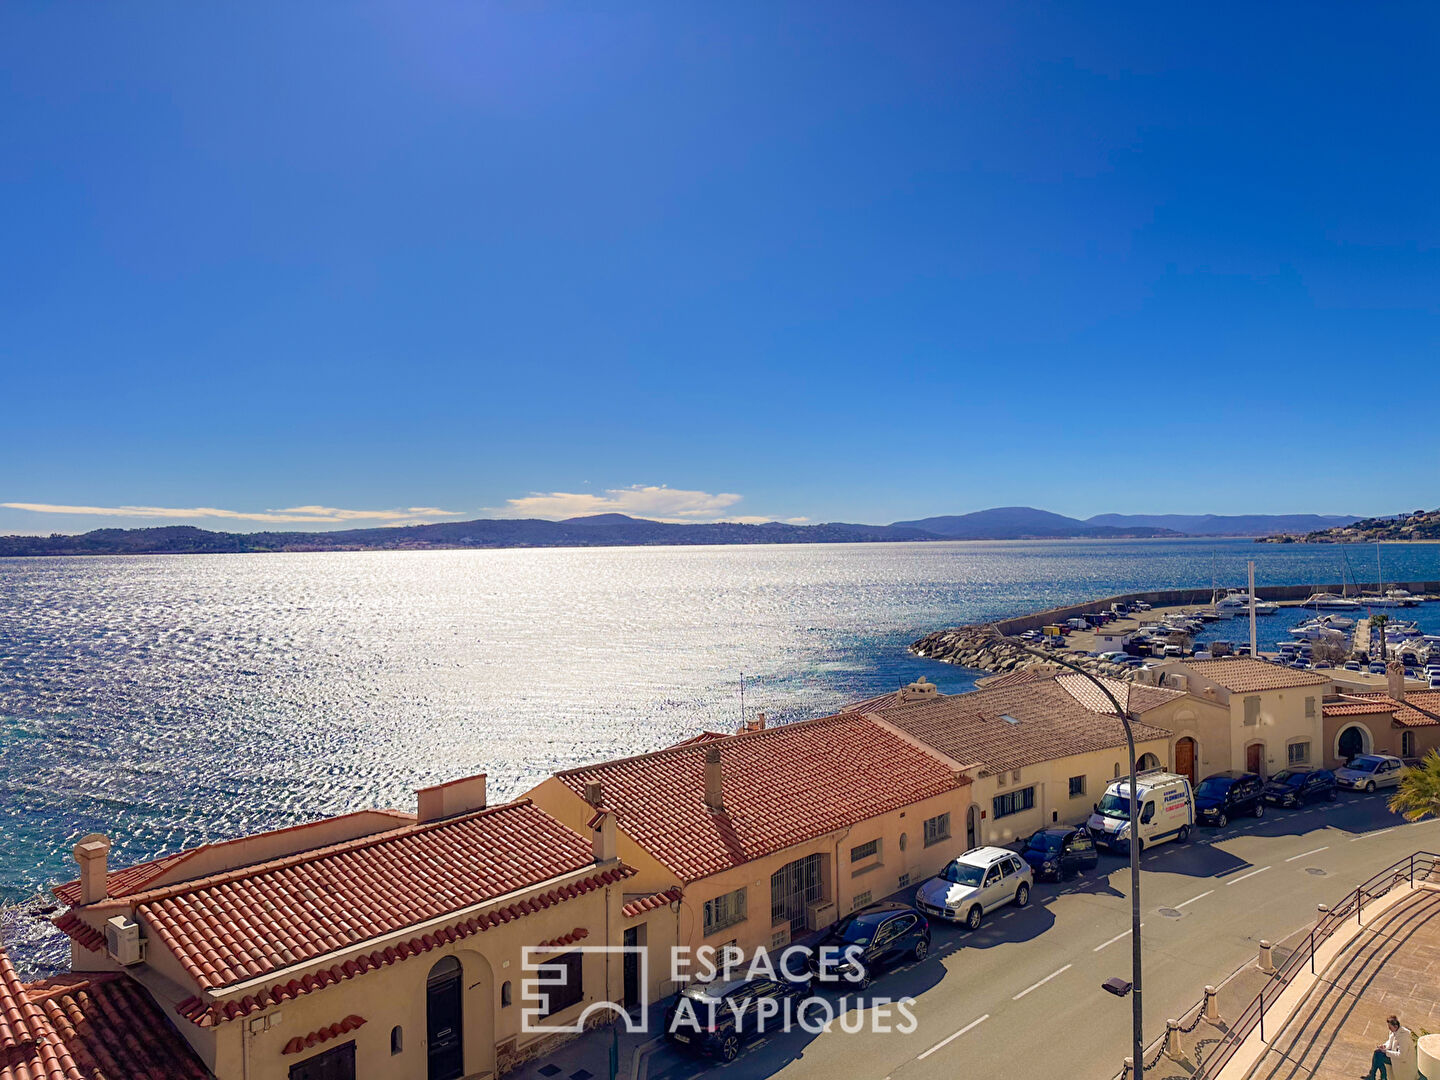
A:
[1087, 771, 1194, 854]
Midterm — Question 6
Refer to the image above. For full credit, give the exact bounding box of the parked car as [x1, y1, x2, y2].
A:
[1087, 772, 1194, 854]
[664, 973, 812, 1061]
[1021, 826, 1099, 881]
[807, 903, 931, 989]
[1368, 663, 1388, 675]
[1194, 772, 1265, 826]
[915, 847, 1033, 930]
[1344, 661, 1362, 671]
[1262, 768, 1337, 807]
[1334, 754, 1406, 793]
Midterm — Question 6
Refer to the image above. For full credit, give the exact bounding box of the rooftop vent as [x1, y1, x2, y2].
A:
[1001, 714, 1021, 725]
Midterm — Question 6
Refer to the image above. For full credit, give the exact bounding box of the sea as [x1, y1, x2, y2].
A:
[3, 538, 1439, 973]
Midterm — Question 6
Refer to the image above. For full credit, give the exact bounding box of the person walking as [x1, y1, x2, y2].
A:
[1363, 1015, 1405, 1080]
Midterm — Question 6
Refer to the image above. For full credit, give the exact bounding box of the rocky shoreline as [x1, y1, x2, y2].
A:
[909, 625, 1140, 681]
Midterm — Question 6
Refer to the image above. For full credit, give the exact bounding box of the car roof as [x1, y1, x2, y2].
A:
[1200, 771, 1256, 782]
[846, 901, 914, 923]
[956, 846, 1018, 866]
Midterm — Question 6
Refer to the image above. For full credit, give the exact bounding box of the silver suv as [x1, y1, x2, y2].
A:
[914, 846, 1034, 930]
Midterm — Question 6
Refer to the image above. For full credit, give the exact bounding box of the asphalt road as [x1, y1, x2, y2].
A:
[646, 791, 1440, 1080]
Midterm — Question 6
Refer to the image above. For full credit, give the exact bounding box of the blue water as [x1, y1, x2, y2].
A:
[3, 539, 1439, 973]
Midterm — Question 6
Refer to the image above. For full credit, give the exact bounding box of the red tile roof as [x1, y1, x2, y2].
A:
[1, 946, 211, 1080]
[557, 713, 967, 883]
[52, 810, 415, 907]
[1351, 691, 1440, 728]
[1323, 699, 1399, 717]
[50, 914, 103, 954]
[1056, 673, 1185, 716]
[1175, 657, 1329, 693]
[118, 799, 615, 993]
[622, 887, 683, 919]
[537, 927, 589, 950]
[282, 1015, 366, 1055]
[668, 731, 731, 748]
[871, 680, 1173, 776]
[973, 668, 1056, 691]
[171, 863, 632, 1027]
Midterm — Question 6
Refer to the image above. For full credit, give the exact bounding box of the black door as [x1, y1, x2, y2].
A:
[427, 958, 464, 1080]
[288, 1041, 356, 1080]
[623, 926, 641, 1009]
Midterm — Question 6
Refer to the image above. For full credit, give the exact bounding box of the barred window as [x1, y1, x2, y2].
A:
[923, 813, 951, 847]
[1287, 741, 1310, 766]
[703, 888, 747, 936]
[993, 787, 1036, 820]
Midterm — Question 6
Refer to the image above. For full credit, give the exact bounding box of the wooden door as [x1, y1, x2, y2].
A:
[1175, 738, 1197, 786]
[1245, 743, 1265, 776]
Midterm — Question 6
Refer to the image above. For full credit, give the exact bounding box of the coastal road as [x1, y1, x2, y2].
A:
[639, 793, 1440, 1080]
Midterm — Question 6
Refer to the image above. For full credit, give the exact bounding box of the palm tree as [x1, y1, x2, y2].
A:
[1389, 750, 1440, 822]
[1370, 612, 1390, 661]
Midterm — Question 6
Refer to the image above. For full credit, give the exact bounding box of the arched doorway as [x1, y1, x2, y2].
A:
[1337, 725, 1369, 764]
[1245, 742, 1266, 776]
[427, 956, 464, 1080]
[1175, 738, 1197, 786]
[1137, 752, 1160, 771]
[966, 804, 980, 849]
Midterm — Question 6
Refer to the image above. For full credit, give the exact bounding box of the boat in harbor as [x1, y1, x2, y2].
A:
[1212, 588, 1278, 615]
[1289, 619, 1348, 641]
[1304, 592, 1362, 610]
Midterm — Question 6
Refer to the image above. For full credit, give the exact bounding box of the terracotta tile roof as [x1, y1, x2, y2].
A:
[124, 799, 615, 993]
[537, 928, 589, 950]
[52, 810, 416, 907]
[1323, 698, 1399, 717]
[973, 668, 1056, 691]
[872, 680, 1173, 777]
[557, 713, 967, 884]
[1351, 691, 1440, 728]
[1056, 673, 1184, 715]
[1175, 657, 1329, 693]
[1, 946, 211, 1080]
[668, 731, 731, 748]
[282, 1015, 366, 1055]
[623, 887, 683, 919]
[172, 863, 632, 1027]
[842, 690, 908, 712]
[49, 914, 103, 954]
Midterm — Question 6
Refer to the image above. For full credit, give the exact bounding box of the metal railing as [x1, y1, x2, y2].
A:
[1122, 850, 1439, 1079]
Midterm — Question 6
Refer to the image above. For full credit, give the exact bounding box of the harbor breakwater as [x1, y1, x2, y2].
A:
[909, 579, 1440, 678]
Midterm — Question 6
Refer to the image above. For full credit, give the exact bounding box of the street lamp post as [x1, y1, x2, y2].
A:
[988, 628, 1145, 1076]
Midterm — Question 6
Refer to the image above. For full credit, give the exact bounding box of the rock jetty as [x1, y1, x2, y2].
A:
[909, 626, 1139, 681]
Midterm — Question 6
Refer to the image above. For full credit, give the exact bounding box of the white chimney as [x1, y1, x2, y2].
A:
[1387, 660, 1405, 702]
[74, 834, 111, 905]
[703, 746, 724, 813]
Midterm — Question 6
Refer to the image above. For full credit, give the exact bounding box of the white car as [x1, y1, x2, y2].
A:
[1334, 754, 1406, 793]
[914, 846, 1033, 931]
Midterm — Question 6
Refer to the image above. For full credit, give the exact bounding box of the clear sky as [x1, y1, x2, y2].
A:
[3, 2, 1437, 533]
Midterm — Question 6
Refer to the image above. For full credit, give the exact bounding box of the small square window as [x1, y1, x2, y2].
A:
[1068, 775, 1086, 798]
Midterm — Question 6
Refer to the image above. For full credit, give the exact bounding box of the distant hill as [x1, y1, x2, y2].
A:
[892, 506, 1179, 540]
[1085, 513, 1359, 537]
[1259, 509, 1440, 544]
[0, 517, 942, 557]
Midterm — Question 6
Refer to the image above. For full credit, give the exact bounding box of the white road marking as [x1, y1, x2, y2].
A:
[1350, 828, 1398, 842]
[1012, 964, 1072, 1000]
[1177, 889, 1213, 908]
[1226, 866, 1271, 886]
[916, 1014, 989, 1060]
[1093, 924, 1143, 952]
[1286, 846, 1329, 862]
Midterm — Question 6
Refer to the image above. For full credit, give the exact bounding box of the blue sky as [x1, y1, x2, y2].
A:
[3, 2, 1437, 533]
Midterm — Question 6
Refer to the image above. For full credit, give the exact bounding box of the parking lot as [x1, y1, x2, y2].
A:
[614, 789, 1440, 1080]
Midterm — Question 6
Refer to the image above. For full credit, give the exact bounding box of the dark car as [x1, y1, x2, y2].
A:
[1263, 768, 1337, 807]
[1194, 772, 1265, 827]
[807, 903, 930, 989]
[663, 973, 812, 1062]
[1021, 826, 1099, 880]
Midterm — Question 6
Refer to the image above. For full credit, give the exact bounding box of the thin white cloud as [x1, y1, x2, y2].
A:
[489, 485, 766, 523]
[1, 502, 463, 525]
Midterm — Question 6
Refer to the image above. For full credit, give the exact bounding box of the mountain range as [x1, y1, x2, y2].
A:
[0, 507, 1363, 556]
